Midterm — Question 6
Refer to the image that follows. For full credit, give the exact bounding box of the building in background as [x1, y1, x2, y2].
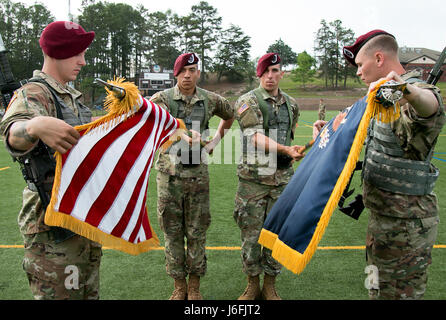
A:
[399, 47, 446, 82]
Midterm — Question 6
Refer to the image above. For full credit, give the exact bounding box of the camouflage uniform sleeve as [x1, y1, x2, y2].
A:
[0, 83, 57, 157]
[394, 82, 445, 160]
[289, 96, 300, 138]
[0, 82, 55, 137]
[208, 92, 234, 120]
[234, 93, 264, 138]
[149, 91, 169, 112]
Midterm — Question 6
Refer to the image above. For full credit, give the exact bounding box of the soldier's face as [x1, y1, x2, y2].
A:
[54, 50, 86, 84]
[355, 48, 381, 86]
[176, 65, 200, 92]
[260, 65, 284, 94]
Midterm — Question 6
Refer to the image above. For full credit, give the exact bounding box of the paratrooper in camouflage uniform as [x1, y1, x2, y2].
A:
[234, 53, 303, 300]
[0, 22, 101, 299]
[363, 72, 444, 299]
[318, 98, 326, 120]
[342, 30, 445, 299]
[150, 52, 234, 300]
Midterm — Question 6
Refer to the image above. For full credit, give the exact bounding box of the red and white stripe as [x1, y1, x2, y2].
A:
[53, 97, 178, 244]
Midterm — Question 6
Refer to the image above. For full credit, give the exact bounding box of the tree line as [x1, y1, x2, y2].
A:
[1, 0, 358, 105]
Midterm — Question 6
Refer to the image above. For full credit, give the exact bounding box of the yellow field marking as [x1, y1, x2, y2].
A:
[1, 245, 446, 250]
[317, 246, 365, 250]
[0, 166, 10, 172]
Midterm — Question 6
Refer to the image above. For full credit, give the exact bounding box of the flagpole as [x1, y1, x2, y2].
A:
[68, 0, 73, 22]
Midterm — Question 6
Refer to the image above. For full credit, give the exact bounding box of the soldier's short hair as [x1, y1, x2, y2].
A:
[362, 34, 399, 58]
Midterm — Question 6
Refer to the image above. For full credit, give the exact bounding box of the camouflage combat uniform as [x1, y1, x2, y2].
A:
[318, 101, 326, 120]
[150, 85, 233, 279]
[362, 71, 445, 299]
[0, 70, 102, 300]
[234, 86, 299, 276]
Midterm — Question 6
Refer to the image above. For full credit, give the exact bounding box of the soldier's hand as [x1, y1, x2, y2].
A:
[367, 71, 404, 95]
[27, 116, 81, 154]
[180, 129, 203, 147]
[285, 145, 305, 162]
[313, 120, 327, 140]
[204, 138, 217, 155]
[189, 129, 202, 147]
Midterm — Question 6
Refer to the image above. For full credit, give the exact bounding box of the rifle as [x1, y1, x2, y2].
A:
[0, 33, 21, 110]
[17, 141, 76, 243]
[427, 46, 446, 85]
[16, 141, 56, 210]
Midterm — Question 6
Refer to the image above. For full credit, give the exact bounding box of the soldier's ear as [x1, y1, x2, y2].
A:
[375, 52, 385, 67]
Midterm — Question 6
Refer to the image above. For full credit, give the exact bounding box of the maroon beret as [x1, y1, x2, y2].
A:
[343, 29, 395, 67]
[256, 53, 281, 77]
[39, 21, 95, 59]
[174, 53, 199, 76]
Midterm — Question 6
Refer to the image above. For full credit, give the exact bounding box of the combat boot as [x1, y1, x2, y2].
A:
[261, 274, 281, 300]
[169, 278, 187, 300]
[238, 275, 261, 300]
[187, 274, 203, 300]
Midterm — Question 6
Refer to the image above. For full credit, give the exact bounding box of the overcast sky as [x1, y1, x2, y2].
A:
[19, 0, 446, 59]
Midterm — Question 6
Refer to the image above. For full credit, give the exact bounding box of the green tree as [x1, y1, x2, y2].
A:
[171, 13, 196, 53]
[133, 4, 150, 75]
[78, 1, 143, 103]
[314, 19, 336, 88]
[187, 1, 222, 81]
[291, 51, 317, 88]
[78, 1, 110, 80]
[314, 19, 356, 89]
[0, 0, 53, 80]
[145, 10, 180, 69]
[330, 19, 355, 88]
[213, 24, 251, 82]
[267, 38, 297, 68]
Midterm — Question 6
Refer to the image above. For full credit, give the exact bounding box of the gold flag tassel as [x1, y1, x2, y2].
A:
[367, 79, 401, 123]
[77, 77, 142, 135]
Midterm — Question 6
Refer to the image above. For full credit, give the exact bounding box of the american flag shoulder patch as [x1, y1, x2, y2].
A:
[238, 103, 250, 115]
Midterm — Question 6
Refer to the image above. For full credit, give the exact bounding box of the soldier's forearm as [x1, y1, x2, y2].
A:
[213, 117, 235, 141]
[8, 121, 39, 151]
[403, 84, 439, 118]
[252, 132, 289, 155]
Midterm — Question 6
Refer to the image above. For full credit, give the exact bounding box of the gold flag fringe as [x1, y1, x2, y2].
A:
[258, 79, 399, 274]
[44, 77, 164, 255]
[159, 119, 187, 153]
[367, 79, 401, 123]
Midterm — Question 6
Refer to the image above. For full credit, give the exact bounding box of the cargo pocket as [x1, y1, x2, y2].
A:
[408, 216, 439, 251]
[22, 240, 64, 286]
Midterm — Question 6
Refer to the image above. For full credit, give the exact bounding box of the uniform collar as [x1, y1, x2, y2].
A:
[33, 70, 82, 100]
[173, 84, 204, 104]
[257, 85, 285, 103]
[400, 69, 422, 82]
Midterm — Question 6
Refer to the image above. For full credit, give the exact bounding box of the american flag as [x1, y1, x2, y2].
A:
[45, 96, 180, 255]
